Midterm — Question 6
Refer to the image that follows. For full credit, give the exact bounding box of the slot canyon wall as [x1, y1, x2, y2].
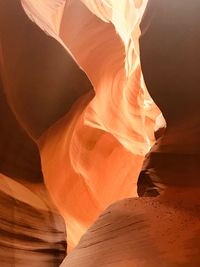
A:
[0, 0, 199, 266]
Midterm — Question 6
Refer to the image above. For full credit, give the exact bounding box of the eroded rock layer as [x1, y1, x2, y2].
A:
[0, 174, 66, 267]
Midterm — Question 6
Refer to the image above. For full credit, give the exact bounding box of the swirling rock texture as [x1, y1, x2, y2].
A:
[0, 1, 67, 265]
[0, 174, 66, 267]
[1, 0, 200, 266]
[59, 2, 200, 266]
[20, 0, 160, 251]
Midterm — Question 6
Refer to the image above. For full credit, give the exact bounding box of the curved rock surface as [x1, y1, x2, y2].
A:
[1, 1, 200, 266]
[20, 0, 160, 250]
[62, 194, 200, 267]
[0, 174, 67, 266]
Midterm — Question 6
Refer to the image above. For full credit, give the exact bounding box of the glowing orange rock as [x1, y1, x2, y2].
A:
[21, 0, 160, 250]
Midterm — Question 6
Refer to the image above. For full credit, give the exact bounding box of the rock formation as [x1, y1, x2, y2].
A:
[0, 0, 200, 266]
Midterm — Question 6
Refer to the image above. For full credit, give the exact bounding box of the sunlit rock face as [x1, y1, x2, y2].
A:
[1, 0, 200, 266]
[60, 2, 200, 266]
[20, 0, 160, 250]
[38, 93, 144, 250]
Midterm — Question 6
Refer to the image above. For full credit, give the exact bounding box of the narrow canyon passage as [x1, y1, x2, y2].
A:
[0, 1, 200, 266]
